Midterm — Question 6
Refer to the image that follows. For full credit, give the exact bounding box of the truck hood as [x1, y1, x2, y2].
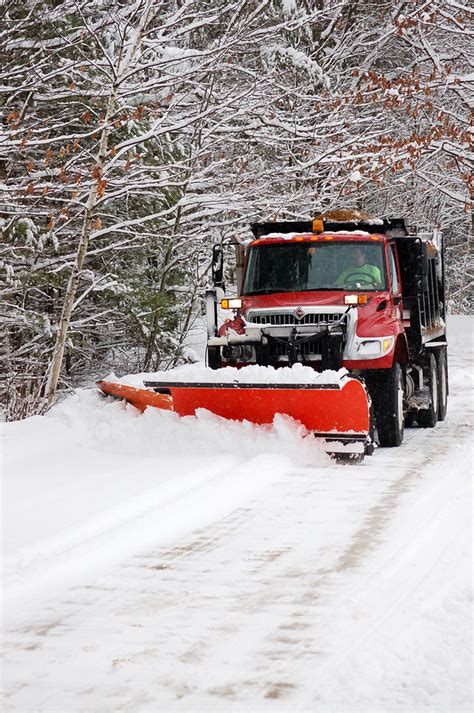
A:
[241, 291, 377, 310]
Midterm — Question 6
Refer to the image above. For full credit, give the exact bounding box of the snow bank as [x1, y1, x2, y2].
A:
[447, 313, 473, 350]
[55, 387, 326, 462]
[2, 387, 330, 615]
[108, 362, 348, 388]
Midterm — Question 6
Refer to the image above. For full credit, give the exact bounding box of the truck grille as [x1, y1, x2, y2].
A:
[273, 341, 322, 358]
[247, 311, 342, 326]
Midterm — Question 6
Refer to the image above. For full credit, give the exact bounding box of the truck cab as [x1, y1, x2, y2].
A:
[206, 217, 448, 448]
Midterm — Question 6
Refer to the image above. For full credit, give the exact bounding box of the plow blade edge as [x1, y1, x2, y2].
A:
[97, 377, 371, 458]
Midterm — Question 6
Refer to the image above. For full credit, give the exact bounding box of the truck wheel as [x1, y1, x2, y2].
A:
[404, 412, 415, 428]
[207, 346, 221, 370]
[435, 348, 448, 421]
[375, 363, 405, 447]
[417, 353, 439, 428]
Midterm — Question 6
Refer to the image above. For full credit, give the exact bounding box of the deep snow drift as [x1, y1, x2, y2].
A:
[1, 316, 472, 713]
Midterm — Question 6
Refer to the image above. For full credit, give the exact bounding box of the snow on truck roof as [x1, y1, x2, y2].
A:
[250, 218, 408, 241]
[252, 230, 384, 244]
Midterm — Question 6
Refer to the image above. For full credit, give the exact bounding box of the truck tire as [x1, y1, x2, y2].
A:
[374, 363, 405, 447]
[417, 353, 439, 427]
[435, 347, 448, 421]
[207, 346, 221, 370]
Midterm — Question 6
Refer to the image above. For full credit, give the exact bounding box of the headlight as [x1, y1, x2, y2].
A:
[357, 340, 381, 357]
[356, 337, 394, 357]
[221, 298, 242, 309]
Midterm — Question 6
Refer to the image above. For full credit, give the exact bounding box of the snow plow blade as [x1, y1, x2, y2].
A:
[97, 376, 372, 461]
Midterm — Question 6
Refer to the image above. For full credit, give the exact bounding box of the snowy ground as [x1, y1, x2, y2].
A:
[1, 317, 473, 713]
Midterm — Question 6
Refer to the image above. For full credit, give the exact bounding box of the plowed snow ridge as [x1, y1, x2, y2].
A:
[1, 316, 472, 712]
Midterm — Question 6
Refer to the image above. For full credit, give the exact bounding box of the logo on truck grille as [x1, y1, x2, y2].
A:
[294, 307, 305, 320]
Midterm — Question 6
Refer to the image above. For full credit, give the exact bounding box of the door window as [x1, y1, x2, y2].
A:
[388, 245, 399, 292]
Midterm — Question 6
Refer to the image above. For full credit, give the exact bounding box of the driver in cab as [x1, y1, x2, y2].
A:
[336, 246, 382, 288]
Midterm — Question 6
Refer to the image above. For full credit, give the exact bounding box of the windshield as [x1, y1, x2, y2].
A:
[242, 241, 387, 295]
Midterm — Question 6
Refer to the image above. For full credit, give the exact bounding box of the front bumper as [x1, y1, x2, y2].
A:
[209, 307, 395, 368]
[210, 308, 349, 368]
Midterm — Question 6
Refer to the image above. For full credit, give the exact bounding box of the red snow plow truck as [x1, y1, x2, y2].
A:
[99, 215, 448, 462]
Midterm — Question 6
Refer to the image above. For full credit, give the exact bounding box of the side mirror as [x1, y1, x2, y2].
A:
[212, 245, 224, 287]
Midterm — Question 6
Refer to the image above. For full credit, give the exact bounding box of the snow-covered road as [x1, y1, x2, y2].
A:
[2, 317, 472, 712]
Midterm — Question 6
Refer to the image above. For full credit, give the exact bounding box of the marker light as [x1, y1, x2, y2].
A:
[344, 294, 368, 305]
[312, 219, 324, 233]
[382, 338, 393, 353]
[221, 298, 242, 310]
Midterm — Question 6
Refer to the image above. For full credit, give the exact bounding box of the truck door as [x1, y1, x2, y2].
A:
[388, 243, 407, 338]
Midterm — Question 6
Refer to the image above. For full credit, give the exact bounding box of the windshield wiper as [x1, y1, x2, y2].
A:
[299, 287, 345, 292]
[245, 286, 346, 294]
[244, 288, 294, 295]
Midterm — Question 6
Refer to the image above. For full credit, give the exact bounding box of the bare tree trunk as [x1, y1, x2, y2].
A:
[45, 2, 157, 405]
[142, 77, 215, 370]
[143, 230, 180, 371]
[44, 92, 115, 405]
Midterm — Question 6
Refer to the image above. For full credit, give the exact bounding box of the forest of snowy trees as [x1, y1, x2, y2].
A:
[1, 0, 472, 420]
